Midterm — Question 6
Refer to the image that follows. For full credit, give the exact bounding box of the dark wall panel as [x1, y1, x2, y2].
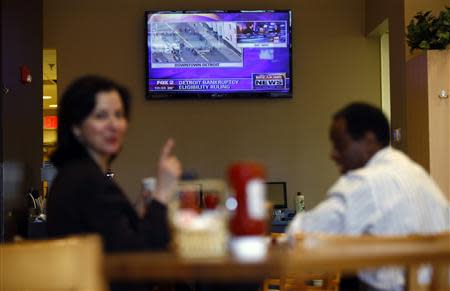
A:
[1, 0, 43, 241]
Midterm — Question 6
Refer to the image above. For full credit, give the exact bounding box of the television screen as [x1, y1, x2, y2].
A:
[145, 10, 292, 99]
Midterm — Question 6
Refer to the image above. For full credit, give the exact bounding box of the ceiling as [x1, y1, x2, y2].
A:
[43, 49, 57, 110]
[43, 49, 57, 82]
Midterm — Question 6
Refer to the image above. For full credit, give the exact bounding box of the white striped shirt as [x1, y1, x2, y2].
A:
[287, 147, 450, 290]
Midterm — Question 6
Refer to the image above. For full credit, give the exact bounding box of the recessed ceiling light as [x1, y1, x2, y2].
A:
[49, 104, 58, 108]
[43, 96, 52, 99]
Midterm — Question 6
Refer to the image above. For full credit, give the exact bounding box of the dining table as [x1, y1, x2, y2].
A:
[105, 233, 450, 288]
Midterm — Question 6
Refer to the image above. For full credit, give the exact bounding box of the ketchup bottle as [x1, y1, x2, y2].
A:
[228, 162, 267, 236]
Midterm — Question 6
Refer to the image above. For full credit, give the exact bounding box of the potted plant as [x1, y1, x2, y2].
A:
[406, 6, 450, 52]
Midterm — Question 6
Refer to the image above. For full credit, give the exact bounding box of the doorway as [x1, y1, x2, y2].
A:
[380, 32, 391, 122]
[42, 49, 58, 196]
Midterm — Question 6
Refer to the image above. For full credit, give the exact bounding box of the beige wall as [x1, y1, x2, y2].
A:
[43, 0, 380, 208]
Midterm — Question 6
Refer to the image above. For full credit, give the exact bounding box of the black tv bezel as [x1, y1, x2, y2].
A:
[144, 10, 293, 100]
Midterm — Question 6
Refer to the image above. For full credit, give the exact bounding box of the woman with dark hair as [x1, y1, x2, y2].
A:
[47, 75, 181, 252]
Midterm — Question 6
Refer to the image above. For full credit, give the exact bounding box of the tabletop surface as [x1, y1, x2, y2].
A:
[105, 234, 450, 282]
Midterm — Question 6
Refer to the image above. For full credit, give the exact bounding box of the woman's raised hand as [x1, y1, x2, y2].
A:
[153, 138, 182, 205]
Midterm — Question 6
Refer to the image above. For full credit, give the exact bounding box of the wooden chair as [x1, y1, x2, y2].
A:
[263, 274, 340, 291]
[0, 234, 107, 291]
[263, 233, 340, 291]
[291, 233, 450, 291]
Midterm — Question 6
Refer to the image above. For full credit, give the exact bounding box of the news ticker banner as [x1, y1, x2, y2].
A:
[149, 73, 289, 92]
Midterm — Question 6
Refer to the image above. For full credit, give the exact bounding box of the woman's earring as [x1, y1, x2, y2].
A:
[73, 127, 82, 141]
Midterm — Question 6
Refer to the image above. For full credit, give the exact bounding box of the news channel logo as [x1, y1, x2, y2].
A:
[252, 73, 286, 89]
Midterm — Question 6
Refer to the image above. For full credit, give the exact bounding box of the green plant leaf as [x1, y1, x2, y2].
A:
[419, 40, 430, 49]
[406, 7, 450, 51]
[437, 31, 449, 39]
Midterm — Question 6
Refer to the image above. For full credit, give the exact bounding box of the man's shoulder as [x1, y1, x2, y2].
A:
[343, 147, 433, 194]
[351, 148, 415, 176]
[328, 147, 433, 198]
[328, 149, 405, 194]
[328, 172, 369, 197]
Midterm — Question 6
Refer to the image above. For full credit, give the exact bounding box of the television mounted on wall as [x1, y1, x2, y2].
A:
[145, 10, 293, 99]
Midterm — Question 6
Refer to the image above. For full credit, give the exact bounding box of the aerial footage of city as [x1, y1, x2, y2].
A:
[150, 22, 243, 66]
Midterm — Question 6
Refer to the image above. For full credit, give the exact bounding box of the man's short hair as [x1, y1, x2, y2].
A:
[333, 102, 390, 147]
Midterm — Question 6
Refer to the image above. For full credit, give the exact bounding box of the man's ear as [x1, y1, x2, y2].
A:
[363, 131, 381, 153]
[363, 131, 377, 144]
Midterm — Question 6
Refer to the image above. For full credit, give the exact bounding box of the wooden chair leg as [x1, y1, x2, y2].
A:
[263, 278, 281, 291]
[280, 277, 287, 291]
[406, 264, 420, 291]
[430, 263, 449, 291]
[293, 274, 306, 291]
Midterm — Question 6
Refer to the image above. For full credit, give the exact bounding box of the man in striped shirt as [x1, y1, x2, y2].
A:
[287, 102, 449, 291]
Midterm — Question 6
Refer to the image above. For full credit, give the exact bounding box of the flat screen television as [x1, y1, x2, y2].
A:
[145, 10, 292, 99]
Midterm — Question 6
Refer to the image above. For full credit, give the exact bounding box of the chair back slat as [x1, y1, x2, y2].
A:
[0, 235, 107, 291]
[291, 232, 450, 291]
